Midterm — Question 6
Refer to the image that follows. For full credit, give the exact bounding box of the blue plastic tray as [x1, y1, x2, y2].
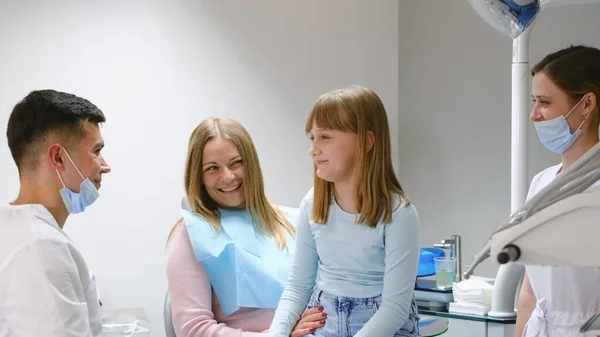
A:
[417, 247, 445, 277]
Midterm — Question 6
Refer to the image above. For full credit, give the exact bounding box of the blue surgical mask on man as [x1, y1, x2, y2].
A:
[55, 148, 100, 214]
[534, 95, 589, 154]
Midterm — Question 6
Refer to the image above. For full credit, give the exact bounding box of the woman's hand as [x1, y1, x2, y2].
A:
[290, 306, 327, 337]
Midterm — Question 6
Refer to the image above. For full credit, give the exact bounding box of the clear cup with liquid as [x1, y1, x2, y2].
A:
[434, 256, 456, 289]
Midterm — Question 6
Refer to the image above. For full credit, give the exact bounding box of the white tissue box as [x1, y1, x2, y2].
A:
[452, 277, 493, 307]
[449, 302, 490, 316]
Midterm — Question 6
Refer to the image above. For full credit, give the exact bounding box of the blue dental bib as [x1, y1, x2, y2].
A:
[181, 205, 297, 316]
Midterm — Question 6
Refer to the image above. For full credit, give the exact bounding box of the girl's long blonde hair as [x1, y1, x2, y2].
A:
[168, 117, 295, 249]
[306, 85, 409, 227]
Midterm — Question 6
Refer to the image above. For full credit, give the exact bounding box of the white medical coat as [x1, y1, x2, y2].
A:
[0, 204, 102, 337]
[523, 164, 600, 337]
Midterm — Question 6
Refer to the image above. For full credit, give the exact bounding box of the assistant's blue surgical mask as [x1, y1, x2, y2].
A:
[55, 148, 100, 214]
[534, 96, 589, 154]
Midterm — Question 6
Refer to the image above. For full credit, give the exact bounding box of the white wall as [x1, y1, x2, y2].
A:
[0, 1, 398, 335]
[397, 1, 600, 277]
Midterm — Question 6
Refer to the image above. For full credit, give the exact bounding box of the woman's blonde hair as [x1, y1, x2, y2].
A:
[305, 85, 409, 227]
[168, 117, 295, 249]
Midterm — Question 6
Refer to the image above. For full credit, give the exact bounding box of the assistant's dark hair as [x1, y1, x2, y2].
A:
[532, 45, 600, 109]
[6, 89, 105, 171]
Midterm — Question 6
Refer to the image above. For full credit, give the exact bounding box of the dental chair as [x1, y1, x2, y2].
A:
[164, 291, 177, 337]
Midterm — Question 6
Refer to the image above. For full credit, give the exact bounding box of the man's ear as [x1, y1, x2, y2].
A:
[367, 131, 375, 152]
[48, 144, 65, 171]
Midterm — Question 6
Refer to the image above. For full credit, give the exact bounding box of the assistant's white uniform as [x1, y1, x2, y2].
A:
[0, 204, 102, 337]
[523, 164, 600, 337]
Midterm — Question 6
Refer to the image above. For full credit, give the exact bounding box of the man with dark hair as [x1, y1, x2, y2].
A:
[0, 89, 111, 336]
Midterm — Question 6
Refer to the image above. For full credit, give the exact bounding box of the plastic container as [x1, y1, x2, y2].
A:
[417, 248, 445, 277]
[434, 256, 456, 289]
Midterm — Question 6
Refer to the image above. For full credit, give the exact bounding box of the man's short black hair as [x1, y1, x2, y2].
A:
[6, 89, 106, 171]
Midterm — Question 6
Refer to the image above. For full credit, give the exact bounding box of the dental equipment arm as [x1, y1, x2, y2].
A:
[464, 141, 600, 334]
[464, 140, 600, 277]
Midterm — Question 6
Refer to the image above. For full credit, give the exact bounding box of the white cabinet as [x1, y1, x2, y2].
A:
[488, 322, 515, 337]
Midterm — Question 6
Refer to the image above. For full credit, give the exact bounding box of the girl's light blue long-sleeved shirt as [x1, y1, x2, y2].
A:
[268, 188, 421, 337]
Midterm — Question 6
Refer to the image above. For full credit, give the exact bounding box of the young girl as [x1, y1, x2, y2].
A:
[268, 86, 421, 337]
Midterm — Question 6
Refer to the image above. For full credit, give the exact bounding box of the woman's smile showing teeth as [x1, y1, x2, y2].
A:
[219, 184, 241, 193]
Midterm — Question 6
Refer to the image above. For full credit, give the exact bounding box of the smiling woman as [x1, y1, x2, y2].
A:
[165, 117, 326, 337]
[201, 135, 246, 210]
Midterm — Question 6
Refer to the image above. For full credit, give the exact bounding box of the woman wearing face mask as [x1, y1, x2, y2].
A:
[166, 117, 326, 337]
[515, 45, 600, 337]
